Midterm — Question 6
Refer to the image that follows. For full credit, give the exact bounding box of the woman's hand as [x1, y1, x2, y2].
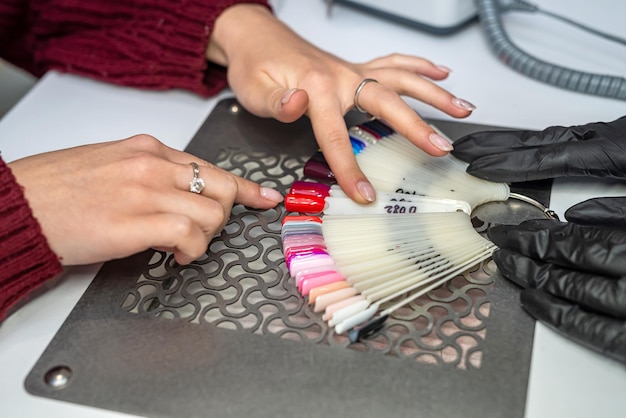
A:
[207, 4, 476, 204]
[8, 135, 283, 266]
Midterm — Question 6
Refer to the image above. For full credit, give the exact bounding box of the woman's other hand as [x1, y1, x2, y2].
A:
[8, 135, 283, 266]
[207, 4, 476, 203]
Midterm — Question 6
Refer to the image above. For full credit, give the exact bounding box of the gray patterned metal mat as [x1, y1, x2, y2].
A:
[25, 98, 545, 418]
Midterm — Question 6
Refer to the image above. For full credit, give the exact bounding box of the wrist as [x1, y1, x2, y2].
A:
[206, 3, 274, 66]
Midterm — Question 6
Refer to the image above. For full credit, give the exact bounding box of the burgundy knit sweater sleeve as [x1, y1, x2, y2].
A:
[0, 157, 63, 322]
[0, 0, 271, 96]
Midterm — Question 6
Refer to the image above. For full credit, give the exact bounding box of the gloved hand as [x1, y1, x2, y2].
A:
[451, 116, 626, 182]
[488, 197, 626, 364]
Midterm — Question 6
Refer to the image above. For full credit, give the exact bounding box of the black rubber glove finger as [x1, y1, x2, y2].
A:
[491, 248, 534, 288]
[451, 123, 595, 163]
[452, 116, 626, 162]
[493, 249, 626, 318]
[462, 145, 571, 182]
[488, 219, 626, 277]
[452, 116, 626, 182]
[451, 127, 567, 162]
[463, 136, 626, 182]
[565, 197, 626, 228]
[521, 289, 626, 365]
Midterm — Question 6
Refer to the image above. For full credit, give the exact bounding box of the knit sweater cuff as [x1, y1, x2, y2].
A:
[0, 158, 63, 322]
[32, 0, 271, 97]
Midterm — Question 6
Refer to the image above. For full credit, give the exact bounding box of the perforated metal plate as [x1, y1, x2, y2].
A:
[25, 98, 547, 418]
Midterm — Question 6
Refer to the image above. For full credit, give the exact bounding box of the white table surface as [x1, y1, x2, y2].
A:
[1, 1, 625, 417]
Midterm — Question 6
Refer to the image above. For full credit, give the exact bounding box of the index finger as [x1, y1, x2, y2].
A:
[307, 99, 375, 204]
[151, 144, 284, 210]
[230, 171, 285, 209]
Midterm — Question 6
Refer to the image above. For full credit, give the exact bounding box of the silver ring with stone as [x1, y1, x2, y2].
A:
[353, 78, 378, 113]
[189, 162, 205, 194]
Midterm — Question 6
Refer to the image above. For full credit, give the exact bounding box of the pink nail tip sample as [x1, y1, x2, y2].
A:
[300, 271, 345, 295]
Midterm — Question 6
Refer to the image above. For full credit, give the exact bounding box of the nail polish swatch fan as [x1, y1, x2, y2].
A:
[282, 119, 510, 342]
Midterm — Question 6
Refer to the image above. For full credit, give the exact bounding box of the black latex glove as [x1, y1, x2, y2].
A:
[451, 116, 626, 182]
[488, 196, 626, 364]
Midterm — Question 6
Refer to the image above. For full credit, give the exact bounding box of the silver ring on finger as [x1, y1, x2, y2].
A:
[189, 162, 206, 194]
[353, 78, 378, 113]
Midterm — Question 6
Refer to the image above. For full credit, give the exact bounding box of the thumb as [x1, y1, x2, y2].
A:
[272, 87, 309, 123]
[228, 67, 308, 122]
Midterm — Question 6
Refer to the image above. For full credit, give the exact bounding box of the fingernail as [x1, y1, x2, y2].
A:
[357, 181, 376, 202]
[452, 97, 476, 111]
[260, 187, 284, 203]
[429, 133, 454, 152]
[437, 65, 452, 73]
[281, 88, 299, 105]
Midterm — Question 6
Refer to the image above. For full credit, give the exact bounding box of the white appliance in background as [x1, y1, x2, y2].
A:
[327, 0, 478, 34]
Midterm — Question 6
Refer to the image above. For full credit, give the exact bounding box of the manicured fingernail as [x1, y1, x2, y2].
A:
[452, 97, 476, 111]
[281, 88, 299, 105]
[437, 65, 452, 73]
[429, 133, 454, 152]
[357, 181, 376, 202]
[260, 187, 284, 203]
